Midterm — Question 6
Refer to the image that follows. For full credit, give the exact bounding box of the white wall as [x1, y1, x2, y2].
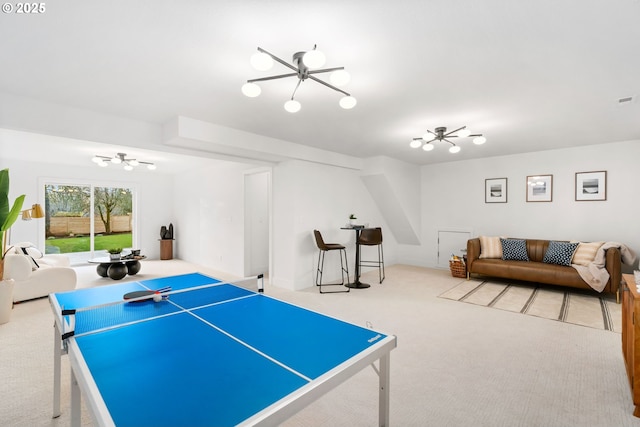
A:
[172, 161, 255, 277]
[272, 159, 393, 291]
[419, 140, 640, 270]
[362, 156, 421, 233]
[4, 133, 637, 291]
[0, 158, 175, 260]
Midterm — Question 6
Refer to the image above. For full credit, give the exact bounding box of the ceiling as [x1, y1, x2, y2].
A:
[1, 0, 639, 167]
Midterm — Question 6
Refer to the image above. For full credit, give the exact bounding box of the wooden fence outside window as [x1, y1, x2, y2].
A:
[47, 215, 132, 237]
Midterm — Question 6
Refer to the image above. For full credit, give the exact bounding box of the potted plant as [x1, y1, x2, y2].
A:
[0, 168, 26, 324]
[108, 247, 123, 261]
[349, 214, 357, 226]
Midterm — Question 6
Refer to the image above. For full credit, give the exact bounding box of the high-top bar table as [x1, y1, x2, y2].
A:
[341, 225, 373, 289]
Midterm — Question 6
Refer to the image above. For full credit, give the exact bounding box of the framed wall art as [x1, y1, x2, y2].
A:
[575, 170, 606, 201]
[526, 174, 553, 202]
[485, 178, 507, 203]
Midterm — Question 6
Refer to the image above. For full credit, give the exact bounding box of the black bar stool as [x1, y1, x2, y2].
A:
[313, 230, 350, 294]
[357, 227, 385, 284]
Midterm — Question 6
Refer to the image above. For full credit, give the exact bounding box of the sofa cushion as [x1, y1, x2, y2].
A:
[479, 236, 503, 259]
[543, 241, 579, 266]
[572, 241, 604, 266]
[469, 258, 594, 289]
[500, 238, 529, 261]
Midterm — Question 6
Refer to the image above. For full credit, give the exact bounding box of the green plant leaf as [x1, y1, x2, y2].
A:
[1, 194, 25, 232]
[0, 169, 9, 224]
[0, 169, 26, 232]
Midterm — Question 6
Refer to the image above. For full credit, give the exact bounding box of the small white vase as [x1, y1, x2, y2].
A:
[0, 279, 15, 325]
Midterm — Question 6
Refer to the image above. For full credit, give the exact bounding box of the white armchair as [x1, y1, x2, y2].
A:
[3, 247, 77, 303]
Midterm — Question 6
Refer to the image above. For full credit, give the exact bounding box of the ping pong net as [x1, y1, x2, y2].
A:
[59, 274, 264, 341]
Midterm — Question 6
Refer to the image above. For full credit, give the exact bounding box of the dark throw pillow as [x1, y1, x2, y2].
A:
[500, 238, 529, 261]
[542, 241, 579, 266]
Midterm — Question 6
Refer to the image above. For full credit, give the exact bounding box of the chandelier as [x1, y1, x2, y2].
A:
[410, 126, 487, 153]
[91, 153, 156, 171]
[241, 45, 356, 113]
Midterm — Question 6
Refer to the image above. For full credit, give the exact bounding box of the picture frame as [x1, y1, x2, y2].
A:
[526, 174, 553, 202]
[575, 170, 607, 201]
[485, 178, 507, 203]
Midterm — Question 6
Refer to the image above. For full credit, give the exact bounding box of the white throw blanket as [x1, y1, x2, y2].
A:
[572, 242, 637, 292]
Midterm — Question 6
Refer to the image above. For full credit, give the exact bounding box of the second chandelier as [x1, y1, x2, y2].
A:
[410, 126, 487, 154]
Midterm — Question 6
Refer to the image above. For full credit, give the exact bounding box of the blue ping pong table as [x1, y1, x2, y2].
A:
[49, 272, 397, 426]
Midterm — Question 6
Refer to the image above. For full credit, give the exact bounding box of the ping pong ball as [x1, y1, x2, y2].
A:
[153, 294, 162, 303]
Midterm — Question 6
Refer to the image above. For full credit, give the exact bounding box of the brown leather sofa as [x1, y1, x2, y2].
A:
[466, 238, 622, 301]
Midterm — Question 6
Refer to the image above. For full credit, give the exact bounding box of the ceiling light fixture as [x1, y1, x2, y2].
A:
[410, 126, 487, 154]
[92, 153, 156, 171]
[242, 45, 356, 113]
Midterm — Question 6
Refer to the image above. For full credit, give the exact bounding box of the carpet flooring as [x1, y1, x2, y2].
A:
[440, 279, 621, 332]
[1, 262, 638, 427]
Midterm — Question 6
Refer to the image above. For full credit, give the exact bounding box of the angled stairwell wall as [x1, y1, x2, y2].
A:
[360, 173, 420, 245]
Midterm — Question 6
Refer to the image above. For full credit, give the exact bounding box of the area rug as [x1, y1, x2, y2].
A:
[439, 279, 621, 332]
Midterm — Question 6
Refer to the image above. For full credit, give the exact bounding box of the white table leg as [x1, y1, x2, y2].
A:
[53, 322, 61, 418]
[71, 368, 81, 427]
[379, 352, 391, 427]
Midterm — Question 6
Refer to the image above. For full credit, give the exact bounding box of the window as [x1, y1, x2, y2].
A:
[44, 182, 134, 263]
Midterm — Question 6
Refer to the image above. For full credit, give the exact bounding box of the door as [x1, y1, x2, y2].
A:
[244, 171, 270, 276]
[43, 182, 134, 264]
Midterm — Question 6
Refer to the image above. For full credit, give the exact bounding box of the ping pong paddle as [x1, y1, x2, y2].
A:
[123, 286, 171, 303]
[123, 291, 160, 302]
